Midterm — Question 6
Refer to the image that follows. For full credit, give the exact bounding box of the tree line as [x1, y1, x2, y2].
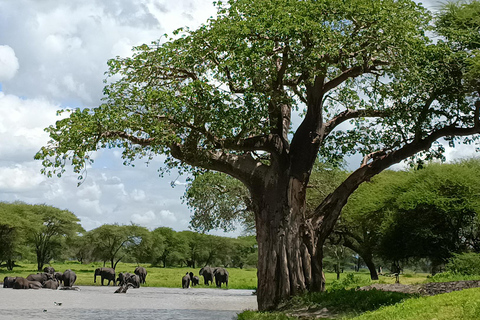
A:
[0, 202, 257, 271]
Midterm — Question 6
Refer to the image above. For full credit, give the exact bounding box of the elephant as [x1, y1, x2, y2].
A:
[94, 267, 116, 286]
[189, 272, 199, 286]
[182, 273, 190, 288]
[116, 272, 132, 286]
[27, 272, 53, 284]
[214, 267, 229, 288]
[43, 266, 55, 274]
[13, 277, 42, 289]
[127, 274, 140, 288]
[63, 269, 77, 287]
[3, 276, 16, 288]
[199, 266, 214, 285]
[43, 279, 59, 290]
[134, 266, 147, 284]
[54, 272, 63, 285]
[114, 283, 135, 293]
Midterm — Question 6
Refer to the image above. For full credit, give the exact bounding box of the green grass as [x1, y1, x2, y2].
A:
[0, 261, 258, 289]
[348, 288, 480, 320]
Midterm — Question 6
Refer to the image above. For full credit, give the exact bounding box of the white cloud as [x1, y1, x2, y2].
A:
[0, 92, 60, 161]
[0, 45, 19, 81]
[131, 210, 157, 225]
[0, 163, 45, 192]
[131, 189, 146, 201]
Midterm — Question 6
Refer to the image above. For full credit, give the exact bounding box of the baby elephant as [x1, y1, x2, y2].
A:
[182, 273, 190, 289]
[189, 272, 199, 286]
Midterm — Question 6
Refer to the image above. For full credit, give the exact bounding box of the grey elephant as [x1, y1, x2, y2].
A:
[3, 276, 16, 288]
[63, 269, 77, 287]
[26, 272, 53, 284]
[127, 274, 140, 288]
[43, 279, 59, 289]
[54, 272, 63, 285]
[214, 267, 229, 288]
[43, 266, 55, 274]
[182, 273, 190, 288]
[189, 272, 199, 286]
[13, 277, 42, 289]
[94, 267, 116, 286]
[116, 272, 132, 286]
[134, 266, 147, 284]
[199, 266, 214, 285]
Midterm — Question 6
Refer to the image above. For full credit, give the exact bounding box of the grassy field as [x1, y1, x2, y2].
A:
[0, 261, 258, 289]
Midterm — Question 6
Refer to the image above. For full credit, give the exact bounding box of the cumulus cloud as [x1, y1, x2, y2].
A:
[0, 45, 19, 81]
[131, 210, 157, 225]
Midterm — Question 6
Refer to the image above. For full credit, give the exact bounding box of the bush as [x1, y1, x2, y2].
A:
[329, 273, 371, 291]
[445, 252, 480, 275]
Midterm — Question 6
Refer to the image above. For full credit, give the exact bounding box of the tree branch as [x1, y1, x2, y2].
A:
[311, 117, 480, 242]
[324, 108, 388, 137]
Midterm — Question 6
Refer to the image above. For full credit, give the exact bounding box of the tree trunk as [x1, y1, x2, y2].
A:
[363, 255, 379, 280]
[255, 177, 309, 311]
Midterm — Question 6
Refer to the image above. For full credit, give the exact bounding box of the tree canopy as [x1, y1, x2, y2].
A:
[35, 0, 480, 310]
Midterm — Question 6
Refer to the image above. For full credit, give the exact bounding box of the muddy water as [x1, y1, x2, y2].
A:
[0, 286, 257, 319]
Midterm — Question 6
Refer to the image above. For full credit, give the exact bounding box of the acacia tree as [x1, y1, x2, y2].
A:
[88, 224, 146, 269]
[36, 0, 480, 310]
[29, 204, 84, 271]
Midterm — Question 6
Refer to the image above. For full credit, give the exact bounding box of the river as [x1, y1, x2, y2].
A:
[0, 286, 257, 319]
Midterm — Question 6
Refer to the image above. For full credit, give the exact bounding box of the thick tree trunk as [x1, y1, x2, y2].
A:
[255, 178, 309, 311]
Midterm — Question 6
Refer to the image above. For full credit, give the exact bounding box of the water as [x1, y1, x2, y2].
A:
[0, 286, 257, 319]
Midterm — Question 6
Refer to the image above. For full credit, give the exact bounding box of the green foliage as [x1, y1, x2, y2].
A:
[184, 171, 254, 234]
[87, 224, 148, 269]
[445, 252, 480, 276]
[337, 159, 480, 275]
[329, 273, 372, 291]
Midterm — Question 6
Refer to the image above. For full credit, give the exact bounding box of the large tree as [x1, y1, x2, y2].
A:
[36, 0, 480, 310]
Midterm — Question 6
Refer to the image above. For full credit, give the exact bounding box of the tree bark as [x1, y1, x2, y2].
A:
[363, 254, 379, 280]
[255, 177, 309, 311]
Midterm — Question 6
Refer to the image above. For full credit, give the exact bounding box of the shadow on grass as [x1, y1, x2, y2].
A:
[238, 289, 417, 320]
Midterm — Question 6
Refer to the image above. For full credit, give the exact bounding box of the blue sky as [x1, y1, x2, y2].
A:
[0, 0, 476, 235]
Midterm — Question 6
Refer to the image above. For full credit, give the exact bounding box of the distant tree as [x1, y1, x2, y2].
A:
[66, 234, 94, 264]
[88, 224, 146, 269]
[27, 204, 84, 271]
[152, 227, 188, 267]
[178, 230, 209, 268]
[0, 202, 32, 270]
[378, 161, 480, 274]
[230, 236, 258, 268]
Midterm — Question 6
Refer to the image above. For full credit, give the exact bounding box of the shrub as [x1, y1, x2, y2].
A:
[445, 252, 480, 275]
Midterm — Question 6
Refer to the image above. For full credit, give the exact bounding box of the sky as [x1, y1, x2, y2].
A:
[0, 0, 477, 234]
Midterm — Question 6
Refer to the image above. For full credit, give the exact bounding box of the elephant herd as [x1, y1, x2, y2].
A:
[3, 266, 76, 290]
[94, 266, 147, 292]
[184, 266, 228, 288]
[2, 265, 228, 291]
